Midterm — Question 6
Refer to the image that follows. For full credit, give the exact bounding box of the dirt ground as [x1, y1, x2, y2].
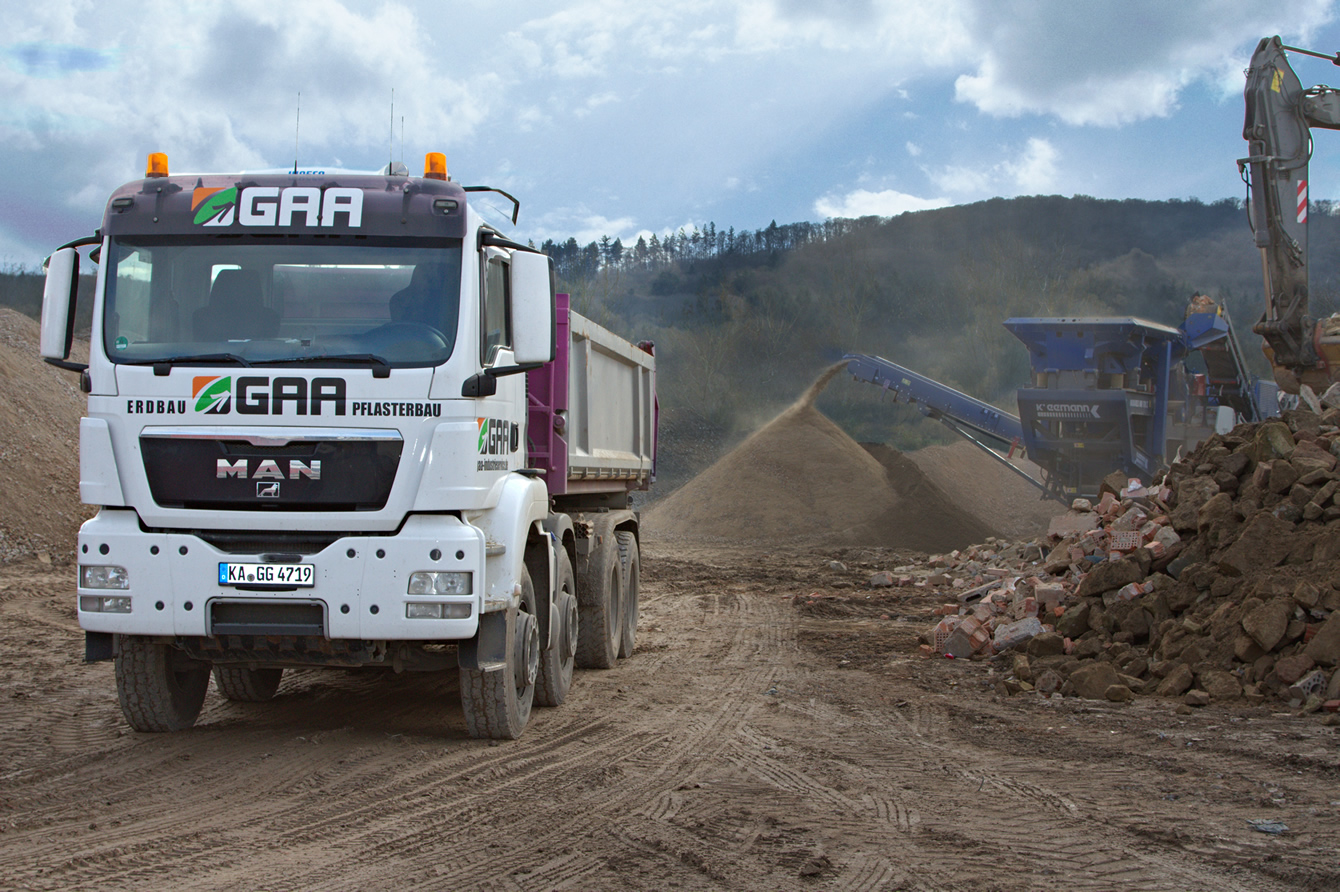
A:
[2, 537, 1336, 892]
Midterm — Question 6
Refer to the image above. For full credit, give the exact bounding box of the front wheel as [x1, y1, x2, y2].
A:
[460, 567, 539, 739]
[212, 666, 283, 702]
[114, 636, 210, 732]
[536, 549, 578, 707]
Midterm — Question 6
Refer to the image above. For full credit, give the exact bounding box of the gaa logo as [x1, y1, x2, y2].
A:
[193, 376, 232, 414]
[192, 187, 238, 227]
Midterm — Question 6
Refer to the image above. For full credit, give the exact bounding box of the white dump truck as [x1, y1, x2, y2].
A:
[39, 152, 656, 739]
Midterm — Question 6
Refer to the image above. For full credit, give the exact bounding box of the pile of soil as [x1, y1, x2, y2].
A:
[907, 441, 1059, 541]
[0, 309, 90, 562]
[904, 409, 1340, 711]
[644, 367, 994, 552]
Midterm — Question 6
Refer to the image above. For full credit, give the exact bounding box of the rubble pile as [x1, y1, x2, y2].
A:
[911, 409, 1340, 713]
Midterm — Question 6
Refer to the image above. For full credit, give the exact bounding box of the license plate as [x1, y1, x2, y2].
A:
[219, 562, 315, 587]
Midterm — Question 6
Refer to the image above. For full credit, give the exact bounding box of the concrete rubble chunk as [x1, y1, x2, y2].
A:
[1070, 662, 1121, 700]
[1273, 653, 1315, 684]
[1197, 669, 1242, 701]
[1304, 614, 1340, 666]
[1242, 598, 1294, 653]
[1156, 663, 1194, 697]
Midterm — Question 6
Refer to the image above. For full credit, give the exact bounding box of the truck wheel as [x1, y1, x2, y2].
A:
[115, 636, 210, 732]
[575, 533, 623, 669]
[460, 567, 539, 739]
[212, 666, 283, 702]
[616, 531, 640, 659]
[536, 549, 578, 707]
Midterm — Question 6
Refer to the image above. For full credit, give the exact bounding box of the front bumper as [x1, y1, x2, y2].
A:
[76, 510, 484, 641]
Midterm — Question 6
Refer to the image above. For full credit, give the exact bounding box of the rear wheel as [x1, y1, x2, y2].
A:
[576, 532, 623, 669]
[616, 531, 640, 659]
[536, 549, 578, 707]
[460, 567, 539, 740]
[114, 636, 210, 732]
[212, 666, 283, 702]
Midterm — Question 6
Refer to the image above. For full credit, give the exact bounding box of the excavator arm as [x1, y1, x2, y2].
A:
[1240, 36, 1340, 393]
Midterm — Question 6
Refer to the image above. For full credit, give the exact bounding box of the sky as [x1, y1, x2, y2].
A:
[5, 0, 1340, 265]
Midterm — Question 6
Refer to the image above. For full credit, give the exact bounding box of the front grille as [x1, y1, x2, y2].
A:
[140, 436, 402, 511]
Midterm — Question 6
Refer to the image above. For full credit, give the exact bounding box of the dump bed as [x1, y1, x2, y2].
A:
[527, 294, 656, 496]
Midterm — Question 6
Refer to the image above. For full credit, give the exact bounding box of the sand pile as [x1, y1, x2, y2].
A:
[908, 441, 1059, 540]
[0, 309, 91, 562]
[645, 367, 994, 552]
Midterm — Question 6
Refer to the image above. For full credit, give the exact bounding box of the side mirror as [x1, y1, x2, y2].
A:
[510, 251, 555, 365]
[41, 247, 79, 360]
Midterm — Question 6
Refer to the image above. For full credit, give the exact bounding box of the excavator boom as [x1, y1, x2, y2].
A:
[1240, 37, 1340, 393]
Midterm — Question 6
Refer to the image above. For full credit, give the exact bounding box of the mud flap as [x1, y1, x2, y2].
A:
[457, 610, 508, 672]
[85, 631, 114, 663]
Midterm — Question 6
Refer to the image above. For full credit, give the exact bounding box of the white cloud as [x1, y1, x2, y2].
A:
[905, 141, 922, 157]
[929, 137, 1060, 197]
[952, 0, 1335, 125]
[814, 188, 950, 219]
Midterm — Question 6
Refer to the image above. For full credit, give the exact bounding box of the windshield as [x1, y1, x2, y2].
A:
[103, 237, 463, 367]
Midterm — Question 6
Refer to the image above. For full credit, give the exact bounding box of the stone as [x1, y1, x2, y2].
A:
[1105, 684, 1134, 702]
[1234, 634, 1266, 663]
[1274, 653, 1316, 684]
[1219, 451, 1251, 478]
[1070, 662, 1121, 700]
[1156, 663, 1194, 697]
[1076, 558, 1145, 598]
[1249, 421, 1296, 462]
[1291, 439, 1338, 477]
[869, 571, 895, 587]
[1012, 653, 1033, 683]
[1035, 669, 1063, 695]
[1184, 689, 1212, 707]
[1054, 602, 1091, 639]
[1242, 598, 1295, 652]
[1220, 513, 1299, 575]
[1072, 637, 1104, 659]
[1304, 614, 1340, 666]
[1025, 631, 1066, 657]
[1197, 669, 1242, 701]
[1294, 580, 1323, 609]
[1268, 460, 1301, 494]
[1197, 491, 1236, 530]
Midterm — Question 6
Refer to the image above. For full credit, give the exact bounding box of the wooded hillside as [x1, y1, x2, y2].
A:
[8, 195, 1340, 490]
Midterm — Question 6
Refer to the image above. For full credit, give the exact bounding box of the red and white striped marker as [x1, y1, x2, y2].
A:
[1298, 179, 1308, 223]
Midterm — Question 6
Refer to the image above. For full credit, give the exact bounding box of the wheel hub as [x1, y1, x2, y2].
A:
[559, 592, 578, 661]
[514, 610, 539, 690]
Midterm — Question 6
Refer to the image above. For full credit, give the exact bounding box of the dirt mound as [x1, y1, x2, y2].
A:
[907, 441, 1059, 541]
[0, 309, 91, 562]
[645, 367, 993, 552]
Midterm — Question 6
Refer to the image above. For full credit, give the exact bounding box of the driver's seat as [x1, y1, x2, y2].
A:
[194, 270, 279, 341]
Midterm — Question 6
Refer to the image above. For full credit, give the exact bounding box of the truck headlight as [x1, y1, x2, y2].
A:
[80, 565, 129, 590]
[407, 571, 472, 595]
[80, 595, 132, 613]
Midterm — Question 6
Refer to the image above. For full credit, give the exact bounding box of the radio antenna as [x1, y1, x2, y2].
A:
[292, 92, 301, 175]
[388, 88, 395, 170]
[400, 115, 404, 164]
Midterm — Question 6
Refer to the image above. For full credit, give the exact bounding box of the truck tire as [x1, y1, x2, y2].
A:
[616, 531, 640, 659]
[460, 567, 539, 740]
[575, 533, 623, 669]
[114, 636, 210, 732]
[536, 549, 578, 707]
[212, 666, 283, 702]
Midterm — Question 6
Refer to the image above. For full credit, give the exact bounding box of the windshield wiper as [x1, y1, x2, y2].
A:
[122, 354, 255, 376]
[253, 353, 392, 378]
